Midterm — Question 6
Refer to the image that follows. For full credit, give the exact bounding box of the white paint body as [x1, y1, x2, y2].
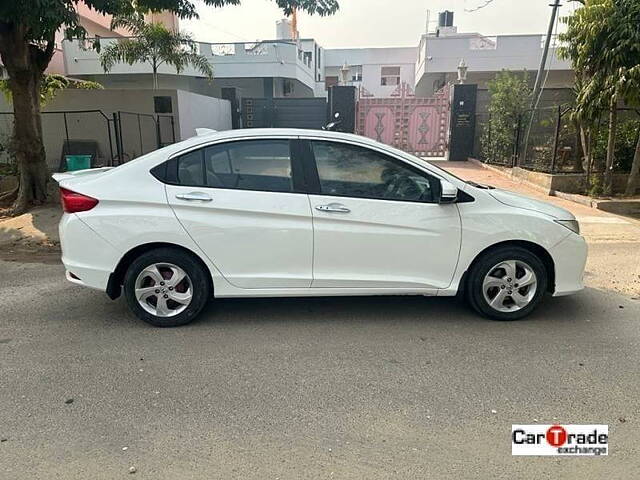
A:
[55, 129, 587, 301]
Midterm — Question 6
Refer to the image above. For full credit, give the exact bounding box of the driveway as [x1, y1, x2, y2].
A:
[1, 261, 639, 479]
[1, 161, 639, 478]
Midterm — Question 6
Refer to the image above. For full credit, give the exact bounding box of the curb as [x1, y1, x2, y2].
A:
[467, 158, 552, 195]
[549, 190, 596, 208]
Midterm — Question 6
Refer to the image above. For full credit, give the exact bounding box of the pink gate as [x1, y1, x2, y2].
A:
[356, 83, 450, 157]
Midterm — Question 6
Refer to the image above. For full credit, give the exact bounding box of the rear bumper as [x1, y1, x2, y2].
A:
[59, 213, 120, 292]
[550, 233, 588, 296]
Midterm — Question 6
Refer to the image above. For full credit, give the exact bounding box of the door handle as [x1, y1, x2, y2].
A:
[175, 192, 213, 202]
[315, 203, 350, 213]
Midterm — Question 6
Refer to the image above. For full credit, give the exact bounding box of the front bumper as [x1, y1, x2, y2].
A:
[550, 232, 588, 296]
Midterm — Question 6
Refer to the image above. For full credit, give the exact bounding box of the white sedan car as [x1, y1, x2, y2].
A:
[54, 129, 587, 327]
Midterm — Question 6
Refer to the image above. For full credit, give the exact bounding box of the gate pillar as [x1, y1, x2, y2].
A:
[448, 84, 478, 161]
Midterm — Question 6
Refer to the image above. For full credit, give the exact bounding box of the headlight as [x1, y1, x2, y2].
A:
[555, 219, 580, 235]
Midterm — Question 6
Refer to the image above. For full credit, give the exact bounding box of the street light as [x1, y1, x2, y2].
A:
[457, 59, 468, 84]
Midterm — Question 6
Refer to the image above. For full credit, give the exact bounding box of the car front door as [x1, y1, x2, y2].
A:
[165, 137, 313, 289]
[304, 139, 462, 290]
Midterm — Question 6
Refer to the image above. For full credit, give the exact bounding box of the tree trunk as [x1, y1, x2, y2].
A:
[579, 123, 592, 193]
[0, 25, 52, 215]
[603, 96, 617, 196]
[624, 129, 640, 196]
[579, 123, 591, 171]
[10, 73, 48, 214]
[152, 62, 158, 90]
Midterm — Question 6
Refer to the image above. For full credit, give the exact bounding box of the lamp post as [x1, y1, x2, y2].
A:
[457, 59, 468, 84]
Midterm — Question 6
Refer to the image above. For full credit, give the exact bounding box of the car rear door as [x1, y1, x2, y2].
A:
[303, 138, 461, 290]
[165, 137, 313, 289]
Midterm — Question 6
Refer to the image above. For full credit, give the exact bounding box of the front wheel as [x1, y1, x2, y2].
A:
[465, 246, 548, 321]
[123, 248, 211, 327]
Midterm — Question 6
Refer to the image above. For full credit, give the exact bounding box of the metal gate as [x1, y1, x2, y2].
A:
[356, 83, 450, 157]
[242, 98, 327, 129]
[112, 111, 176, 164]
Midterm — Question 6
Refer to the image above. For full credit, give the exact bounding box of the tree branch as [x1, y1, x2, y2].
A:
[38, 38, 57, 73]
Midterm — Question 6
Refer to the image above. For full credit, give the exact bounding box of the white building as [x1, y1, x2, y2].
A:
[415, 31, 573, 97]
[323, 46, 417, 98]
[63, 37, 319, 99]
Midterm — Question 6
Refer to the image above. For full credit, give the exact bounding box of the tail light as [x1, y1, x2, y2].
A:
[59, 187, 99, 213]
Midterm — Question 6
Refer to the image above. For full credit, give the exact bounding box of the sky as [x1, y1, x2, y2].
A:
[183, 0, 579, 48]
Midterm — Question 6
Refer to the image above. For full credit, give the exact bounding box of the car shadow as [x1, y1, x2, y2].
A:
[190, 290, 595, 329]
[75, 285, 620, 331]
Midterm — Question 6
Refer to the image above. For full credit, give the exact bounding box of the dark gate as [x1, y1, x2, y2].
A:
[242, 98, 327, 129]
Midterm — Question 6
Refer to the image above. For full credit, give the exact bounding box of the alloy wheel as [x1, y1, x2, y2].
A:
[134, 263, 193, 317]
[482, 260, 538, 313]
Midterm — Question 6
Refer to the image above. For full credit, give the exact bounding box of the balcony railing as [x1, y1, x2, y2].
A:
[63, 38, 315, 87]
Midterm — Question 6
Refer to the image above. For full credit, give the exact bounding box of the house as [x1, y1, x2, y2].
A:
[1, 8, 579, 169]
[414, 11, 574, 107]
[322, 46, 418, 98]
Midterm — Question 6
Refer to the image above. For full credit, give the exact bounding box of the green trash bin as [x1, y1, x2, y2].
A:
[65, 155, 91, 171]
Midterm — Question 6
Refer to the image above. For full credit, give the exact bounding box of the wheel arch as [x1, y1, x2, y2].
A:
[459, 240, 556, 295]
[106, 242, 214, 300]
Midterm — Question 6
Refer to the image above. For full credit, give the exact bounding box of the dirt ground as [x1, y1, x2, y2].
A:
[1, 165, 639, 297]
[0, 206, 61, 264]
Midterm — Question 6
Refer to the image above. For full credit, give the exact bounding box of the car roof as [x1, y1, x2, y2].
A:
[191, 128, 373, 144]
[141, 128, 396, 162]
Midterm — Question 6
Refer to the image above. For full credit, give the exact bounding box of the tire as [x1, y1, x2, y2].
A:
[465, 246, 548, 321]
[123, 247, 211, 327]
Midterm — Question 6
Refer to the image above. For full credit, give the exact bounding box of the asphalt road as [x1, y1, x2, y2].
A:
[1, 260, 639, 479]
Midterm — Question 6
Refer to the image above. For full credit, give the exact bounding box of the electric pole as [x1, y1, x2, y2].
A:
[531, 0, 562, 108]
[521, 0, 562, 166]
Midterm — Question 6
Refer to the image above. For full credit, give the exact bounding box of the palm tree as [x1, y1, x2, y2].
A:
[100, 15, 213, 89]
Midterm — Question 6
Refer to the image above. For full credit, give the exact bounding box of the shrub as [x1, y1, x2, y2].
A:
[593, 118, 640, 172]
[481, 71, 531, 164]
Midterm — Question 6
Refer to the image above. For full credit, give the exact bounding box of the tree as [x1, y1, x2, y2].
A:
[559, 0, 640, 196]
[0, 0, 339, 215]
[100, 15, 212, 90]
[481, 70, 531, 164]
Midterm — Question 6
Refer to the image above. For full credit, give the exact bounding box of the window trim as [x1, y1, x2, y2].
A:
[300, 138, 441, 204]
[155, 137, 307, 195]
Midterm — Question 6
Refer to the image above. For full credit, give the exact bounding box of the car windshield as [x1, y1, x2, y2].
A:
[422, 159, 494, 188]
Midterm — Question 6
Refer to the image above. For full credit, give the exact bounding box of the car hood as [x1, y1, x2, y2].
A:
[487, 188, 575, 220]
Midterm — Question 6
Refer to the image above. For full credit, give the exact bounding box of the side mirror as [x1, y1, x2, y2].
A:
[334, 112, 340, 119]
[439, 179, 458, 204]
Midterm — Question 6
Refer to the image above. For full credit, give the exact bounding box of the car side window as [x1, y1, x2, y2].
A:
[203, 140, 293, 193]
[310, 141, 437, 203]
[176, 150, 205, 187]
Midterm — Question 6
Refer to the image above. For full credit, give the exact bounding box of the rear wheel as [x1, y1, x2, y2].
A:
[465, 246, 548, 321]
[124, 248, 211, 327]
